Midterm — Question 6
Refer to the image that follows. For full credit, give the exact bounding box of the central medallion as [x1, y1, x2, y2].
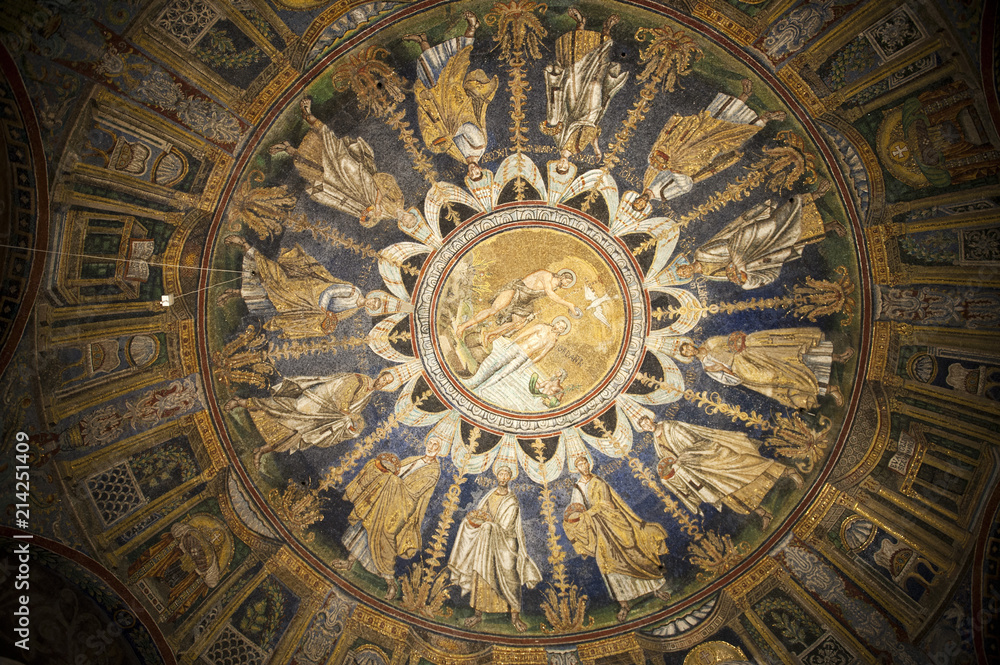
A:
[413, 205, 647, 435]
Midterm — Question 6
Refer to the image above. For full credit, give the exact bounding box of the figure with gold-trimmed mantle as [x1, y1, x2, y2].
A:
[334, 437, 442, 599]
[563, 456, 671, 622]
[406, 11, 498, 180]
[449, 465, 541, 632]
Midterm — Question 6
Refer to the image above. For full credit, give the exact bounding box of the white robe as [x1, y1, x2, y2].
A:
[449, 487, 541, 612]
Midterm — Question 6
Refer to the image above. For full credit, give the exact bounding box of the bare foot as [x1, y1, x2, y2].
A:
[833, 347, 855, 363]
[616, 604, 630, 622]
[788, 470, 804, 489]
[654, 583, 671, 602]
[740, 78, 753, 101]
[217, 289, 239, 307]
[814, 178, 832, 198]
[403, 33, 427, 47]
[225, 234, 250, 252]
[511, 614, 528, 632]
[569, 7, 585, 29]
[825, 219, 848, 237]
[603, 14, 619, 36]
[762, 110, 786, 123]
[758, 508, 772, 530]
[463, 10, 479, 35]
[299, 97, 316, 124]
[253, 448, 265, 469]
[224, 397, 246, 411]
[828, 385, 844, 406]
[383, 579, 397, 600]
[464, 613, 483, 628]
[268, 141, 292, 156]
[332, 557, 355, 571]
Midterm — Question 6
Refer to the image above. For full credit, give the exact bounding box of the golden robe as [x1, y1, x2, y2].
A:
[342, 455, 440, 577]
[564, 475, 668, 602]
[247, 373, 375, 453]
[414, 43, 498, 164]
[700, 328, 830, 409]
[652, 420, 785, 516]
[244, 245, 362, 339]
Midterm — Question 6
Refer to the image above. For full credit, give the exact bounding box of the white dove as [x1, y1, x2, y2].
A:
[583, 281, 619, 329]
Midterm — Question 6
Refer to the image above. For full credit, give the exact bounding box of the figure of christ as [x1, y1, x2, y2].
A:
[672, 180, 846, 289]
[464, 317, 570, 394]
[678, 329, 854, 409]
[333, 438, 442, 599]
[268, 98, 406, 228]
[632, 79, 786, 208]
[563, 457, 671, 622]
[405, 11, 498, 180]
[224, 371, 395, 469]
[448, 466, 542, 632]
[217, 236, 377, 338]
[455, 268, 581, 342]
[638, 417, 803, 529]
[544, 9, 628, 173]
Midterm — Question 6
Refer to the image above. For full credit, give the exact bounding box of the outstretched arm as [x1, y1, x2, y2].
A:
[543, 280, 580, 314]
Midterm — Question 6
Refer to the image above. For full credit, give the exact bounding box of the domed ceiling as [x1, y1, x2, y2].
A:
[1, 0, 1000, 664]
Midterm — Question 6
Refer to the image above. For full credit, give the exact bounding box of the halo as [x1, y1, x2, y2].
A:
[556, 268, 576, 288]
[552, 316, 572, 335]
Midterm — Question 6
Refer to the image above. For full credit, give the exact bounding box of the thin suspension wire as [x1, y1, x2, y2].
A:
[0, 242, 244, 274]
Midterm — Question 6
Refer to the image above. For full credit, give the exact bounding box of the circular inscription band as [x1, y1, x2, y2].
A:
[413, 205, 647, 435]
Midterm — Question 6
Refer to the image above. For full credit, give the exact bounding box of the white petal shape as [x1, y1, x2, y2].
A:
[580, 405, 633, 457]
[377, 358, 422, 392]
[628, 350, 685, 405]
[426, 411, 462, 457]
[561, 428, 592, 470]
[451, 429, 502, 475]
[615, 394, 656, 431]
[398, 206, 441, 248]
[546, 160, 577, 205]
[395, 374, 447, 427]
[515, 434, 565, 484]
[641, 221, 682, 277]
[496, 153, 547, 201]
[610, 190, 651, 233]
[644, 288, 704, 336]
[379, 242, 429, 300]
[561, 169, 619, 218]
[491, 434, 520, 480]
[425, 182, 483, 231]
[367, 313, 411, 363]
[465, 168, 499, 212]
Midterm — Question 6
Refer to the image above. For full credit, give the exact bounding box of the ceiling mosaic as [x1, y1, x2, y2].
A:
[1, 0, 1000, 663]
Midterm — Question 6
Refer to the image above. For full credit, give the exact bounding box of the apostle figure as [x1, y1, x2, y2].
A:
[127, 514, 233, 622]
[563, 457, 670, 622]
[678, 329, 853, 409]
[635, 79, 785, 206]
[449, 465, 541, 632]
[543, 9, 628, 172]
[224, 371, 394, 468]
[335, 437, 442, 599]
[674, 180, 844, 290]
[269, 97, 406, 227]
[638, 417, 803, 529]
[218, 235, 376, 339]
[406, 12, 498, 179]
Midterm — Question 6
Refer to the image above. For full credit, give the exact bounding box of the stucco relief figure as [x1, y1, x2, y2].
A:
[563, 457, 670, 622]
[449, 466, 542, 632]
[218, 236, 377, 339]
[269, 97, 406, 227]
[334, 438, 442, 599]
[224, 371, 394, 468]
[673, 180, 844, 289]
[543, 9, 628, 172]
[678, 329, 853, 409]
[639, 417, 803, 529]
[127, 514, 233, 622]
[635, 79, 785, 206]
[406, 11, 498, 179]
[455, 268, 581, 342]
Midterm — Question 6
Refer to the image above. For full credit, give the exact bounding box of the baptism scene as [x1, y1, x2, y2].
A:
[1, 0, 999, 664]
